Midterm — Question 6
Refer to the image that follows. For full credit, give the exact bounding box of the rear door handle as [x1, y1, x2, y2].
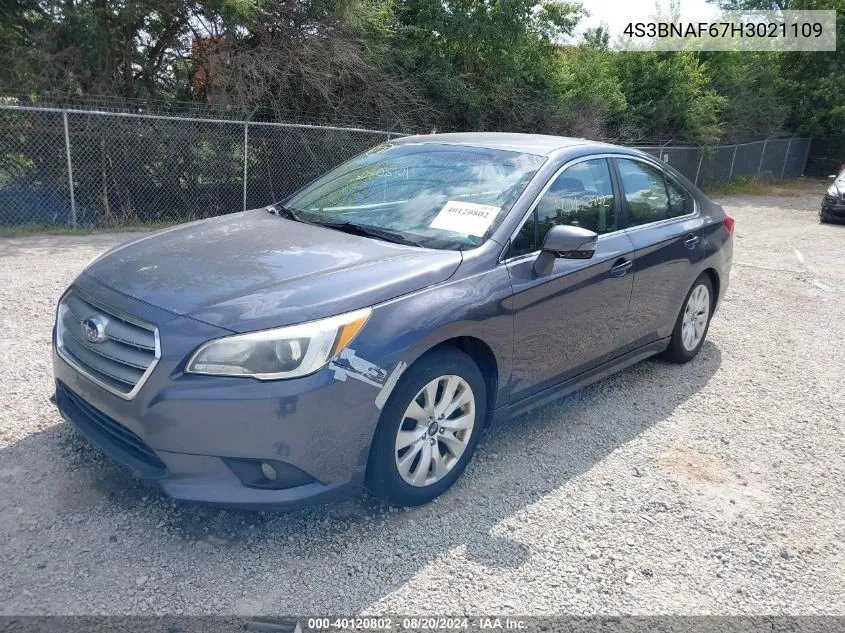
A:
[610, 259, 633, 277]
[684, 234, 700, 249]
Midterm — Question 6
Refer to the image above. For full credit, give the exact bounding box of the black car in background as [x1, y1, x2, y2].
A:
[822, 171, 845, 223]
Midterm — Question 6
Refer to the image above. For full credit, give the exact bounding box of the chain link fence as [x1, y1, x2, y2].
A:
[0, 104, 811, 229]
[632, 137, 812, 189]
[0, 106, 396, 228]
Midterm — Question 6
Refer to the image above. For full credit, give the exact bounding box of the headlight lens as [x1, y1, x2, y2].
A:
[827, 184, 839, 198]
[186, 308, 371, 379]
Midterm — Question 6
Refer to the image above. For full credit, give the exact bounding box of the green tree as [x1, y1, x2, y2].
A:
[612, 51, 725, 144]
[389, 0, 585, 130]
[554, 44, 627, 139]
[703, 51, 787, 141]
[779, 0, 845, 172]
[0, 0, 225, 99]
[0, 0, 840, 160]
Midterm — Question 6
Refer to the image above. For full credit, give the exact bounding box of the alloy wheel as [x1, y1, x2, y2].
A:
[394, 375, 476, 487]
[681, 284, 711, 351]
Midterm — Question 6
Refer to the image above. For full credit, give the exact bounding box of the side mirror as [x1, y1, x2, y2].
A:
[533, 225, 599, 277]
[829, 175, 837, 181]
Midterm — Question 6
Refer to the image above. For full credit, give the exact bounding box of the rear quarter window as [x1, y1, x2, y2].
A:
[617, 158, 694, 226]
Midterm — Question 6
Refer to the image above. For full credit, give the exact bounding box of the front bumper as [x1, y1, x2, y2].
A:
[51, 276, 386, 510]
[821, 199, 845, 219]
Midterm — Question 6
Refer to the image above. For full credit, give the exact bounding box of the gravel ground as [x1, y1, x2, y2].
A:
[1, 186, 844, 616]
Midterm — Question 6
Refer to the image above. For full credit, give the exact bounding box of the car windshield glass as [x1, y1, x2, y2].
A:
[284, 143, 545, 250]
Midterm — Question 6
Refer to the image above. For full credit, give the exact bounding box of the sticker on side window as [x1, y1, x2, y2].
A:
[429, 201, 501, 237]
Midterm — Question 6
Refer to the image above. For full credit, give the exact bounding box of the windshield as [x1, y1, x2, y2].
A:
[284, 143, 546, 250]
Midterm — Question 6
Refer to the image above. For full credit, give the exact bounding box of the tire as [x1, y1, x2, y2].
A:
[365, 348, 487, 506]
[820, 213, 830, 224]
[663, 273, 714, 364]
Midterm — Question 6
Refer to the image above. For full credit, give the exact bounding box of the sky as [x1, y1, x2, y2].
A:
[575, 0, 722, 42]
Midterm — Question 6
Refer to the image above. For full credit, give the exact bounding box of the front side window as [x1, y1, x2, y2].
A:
[509, 158, 616, 257]
[285, 143, 545, 250]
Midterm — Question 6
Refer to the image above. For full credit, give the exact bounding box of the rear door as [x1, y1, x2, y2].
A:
[612, 157, 705, 352]
[505, 157, 637, 402]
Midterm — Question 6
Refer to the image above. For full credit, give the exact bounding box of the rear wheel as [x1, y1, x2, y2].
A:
[366, 348, 486, 506]
[663, 274, 714, 363]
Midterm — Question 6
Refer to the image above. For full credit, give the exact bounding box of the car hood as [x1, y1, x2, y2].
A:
[84, 209, 463, 332]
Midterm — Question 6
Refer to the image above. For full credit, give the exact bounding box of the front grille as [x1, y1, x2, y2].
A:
[56, 290, 159, 399]
[56, 382, 167, 477]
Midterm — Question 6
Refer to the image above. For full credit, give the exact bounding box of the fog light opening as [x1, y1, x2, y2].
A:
[221, 457, 316, 490]
[260, 462, 278, 482]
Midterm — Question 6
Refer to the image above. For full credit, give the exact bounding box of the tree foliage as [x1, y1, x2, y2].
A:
[707, 0, 845, 168]
[0, 0, 842, 157]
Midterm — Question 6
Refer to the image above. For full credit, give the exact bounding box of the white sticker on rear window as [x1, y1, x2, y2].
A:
[429, 201, 501, 237]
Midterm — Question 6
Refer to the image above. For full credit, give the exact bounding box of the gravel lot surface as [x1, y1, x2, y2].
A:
[1, 186, 844, 616]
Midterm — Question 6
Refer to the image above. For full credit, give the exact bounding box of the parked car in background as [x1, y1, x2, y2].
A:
[822, 170, 845, 223]
[52, 133, 734, 509]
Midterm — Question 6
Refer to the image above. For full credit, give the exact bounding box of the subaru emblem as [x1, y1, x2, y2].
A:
[82, 315, 107, 344]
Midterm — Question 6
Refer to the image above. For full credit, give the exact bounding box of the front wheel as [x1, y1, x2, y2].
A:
[663, 274, 714, 363]
[365, 348, 486, 506]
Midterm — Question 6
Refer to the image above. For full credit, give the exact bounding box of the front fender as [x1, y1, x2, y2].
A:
[338, 264, 515, 415]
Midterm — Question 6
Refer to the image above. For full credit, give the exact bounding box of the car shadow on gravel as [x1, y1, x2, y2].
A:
[3, 341, 721, 611]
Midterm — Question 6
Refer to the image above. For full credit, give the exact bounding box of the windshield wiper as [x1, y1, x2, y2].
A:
[316, 221, 424, 248]
[267, 204, 306, 223]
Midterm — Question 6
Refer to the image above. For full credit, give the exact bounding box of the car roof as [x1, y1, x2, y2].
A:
[391, 132, 618, 157]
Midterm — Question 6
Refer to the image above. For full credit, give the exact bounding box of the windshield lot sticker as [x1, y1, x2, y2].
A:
[429, 201, 501, 237]
[330, 349, 408, 409]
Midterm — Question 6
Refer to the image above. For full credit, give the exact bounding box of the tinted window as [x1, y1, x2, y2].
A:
[666, 177, 694, 217]
[617, 159, 670, 226]
[509, 159, 615, 257]
[287, 143, 545, 250]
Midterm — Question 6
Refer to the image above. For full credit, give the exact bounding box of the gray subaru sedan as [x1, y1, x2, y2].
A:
[52, 133, 733, 509]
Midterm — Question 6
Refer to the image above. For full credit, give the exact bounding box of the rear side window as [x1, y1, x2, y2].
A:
[509, 158, 616, 257]
[618, 159, 693, 226]
[617, 159, 669, 226]
[666, 177, 694, 217]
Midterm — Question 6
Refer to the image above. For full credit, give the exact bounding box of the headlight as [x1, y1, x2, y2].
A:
[827, 184, 839, 198]
[186, 308, 371, 380]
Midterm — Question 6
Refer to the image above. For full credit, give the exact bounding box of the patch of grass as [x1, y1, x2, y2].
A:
[0, 220, 181, 238]
[0, 224, 92, 237]
[705, 177, 820, 197]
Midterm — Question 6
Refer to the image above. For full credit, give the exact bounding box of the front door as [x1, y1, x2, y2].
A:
[505, 157, 636, 403]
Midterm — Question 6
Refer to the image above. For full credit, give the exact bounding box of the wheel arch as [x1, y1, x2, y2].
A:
[363, 337, 497, 505]
[429, 336, 499, 426]
[702, 267, 720, 309]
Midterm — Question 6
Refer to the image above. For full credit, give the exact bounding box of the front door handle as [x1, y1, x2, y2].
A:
[684, 234, 700, 249]
[610, 258, 633, 277]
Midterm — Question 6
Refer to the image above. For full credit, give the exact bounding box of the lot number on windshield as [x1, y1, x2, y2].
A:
[429, 201, 501, 237]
